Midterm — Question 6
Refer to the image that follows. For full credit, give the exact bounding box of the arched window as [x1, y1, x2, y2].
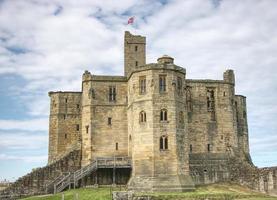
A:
[139, 111, 146, 122]
[160, 109, 168, 121]
[160, 136, 168, 150]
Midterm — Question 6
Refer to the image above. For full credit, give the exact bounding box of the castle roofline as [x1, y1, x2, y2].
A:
[235, 94, 246, 98]
[186, 79, 235, 86]
[82, 74, 127, 82]
[48, 91, 81, 96]
[127, 63, 186, 80]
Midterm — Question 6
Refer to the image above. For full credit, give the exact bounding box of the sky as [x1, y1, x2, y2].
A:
[0, 0, 276, 182]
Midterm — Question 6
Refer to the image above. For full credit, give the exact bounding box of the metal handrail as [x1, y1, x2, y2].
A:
[52, 156, 131, 193]
[45, 172, 67, 191]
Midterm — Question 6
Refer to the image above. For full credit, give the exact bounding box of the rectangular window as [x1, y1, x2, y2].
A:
[135, 61, 138, 66]
[139, 76, 146, 94]
[76, 104, 80, 109]
[76, 124, 80, 131]
[207, 144, 211, 152]
[108, 117, 112, 125]
[135, 46, 138, 51]
[116, 142, 118, 150]
[109, 86, 116, 102]
[86, 125, 89, 134]
[159, 75, 166, 92]
[207, 89, 215, 111]
[63, 114, 66, 120]
[65, 134, 67, 139]
[65, 98, 68, 103]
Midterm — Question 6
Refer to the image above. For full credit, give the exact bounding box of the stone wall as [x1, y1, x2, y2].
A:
[186, 73, 238, 156]
[127, 58, 194, 192]
[81, 72, 129, 167]
[1, 149, 81, 197]
[258, 167, 277, 195]
[48, 91, 82, 164]
[124, 31, 146, 77]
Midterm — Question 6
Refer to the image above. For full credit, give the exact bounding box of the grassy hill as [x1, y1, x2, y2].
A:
[21, 183, 277, 200]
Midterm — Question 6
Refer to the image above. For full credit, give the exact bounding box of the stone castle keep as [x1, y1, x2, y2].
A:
[1, 31, 276, 197]
[46, 31, 262, 191]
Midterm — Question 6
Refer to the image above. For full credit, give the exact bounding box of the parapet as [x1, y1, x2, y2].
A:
[157, 55, 174, 64]
[48, 91, 81, 97]
[91, 75, 127, 82]
[128, 62, 186, 79]
[124, 31, 146, 44]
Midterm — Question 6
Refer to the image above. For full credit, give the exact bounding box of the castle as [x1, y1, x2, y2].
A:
[48, 31, 252, 191]
[1, 31, 276, 198]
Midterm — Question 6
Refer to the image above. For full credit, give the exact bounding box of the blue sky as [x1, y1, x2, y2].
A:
[0, 0, 277, 181]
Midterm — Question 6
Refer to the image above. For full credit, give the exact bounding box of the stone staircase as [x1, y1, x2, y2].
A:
[51, 157, 131, 194]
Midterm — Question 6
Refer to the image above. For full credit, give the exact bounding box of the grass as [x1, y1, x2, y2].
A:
[21, 184, 277, 200]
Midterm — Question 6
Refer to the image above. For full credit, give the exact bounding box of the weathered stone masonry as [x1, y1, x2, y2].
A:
[2, 31, 276, 196]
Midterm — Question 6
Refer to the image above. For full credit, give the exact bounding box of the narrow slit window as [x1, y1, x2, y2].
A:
[139, 76, 146, 94]
[160, 136, 168, 150]
[116, 142, 118, 150]
[179, 111, 184, 123]
[135, 61, 138, 66]
[135, 46, 138, 51]
[177, 77, 182, 93]
[76, 124, 80, 131]
[139, 111, 146, 123]
[159, 75, 167, 92]
[190, 144, 192, 153]
[108, 117, 112, 125]
[86, 125, 89, 134]
[207, 144, 211, 152]
[109, 86, 116, 102]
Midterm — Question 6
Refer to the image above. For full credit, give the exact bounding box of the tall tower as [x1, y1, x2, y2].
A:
[124, 31, 146, 77]
[127, 55, 194, 192]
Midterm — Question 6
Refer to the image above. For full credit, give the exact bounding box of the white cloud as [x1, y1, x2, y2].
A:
[0, 131, 47, 150]
[0, 0, 276, 170]
[0, 118, 48, 131]
[0, 153, 47, 163]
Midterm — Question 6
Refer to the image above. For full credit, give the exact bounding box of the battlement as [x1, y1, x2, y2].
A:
[128, 62, 186, 79]
[124, 31, 146, 77]
[124, 31, 146, 44]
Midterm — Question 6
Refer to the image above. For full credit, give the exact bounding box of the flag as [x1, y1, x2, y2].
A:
[127, 17, 134, 25]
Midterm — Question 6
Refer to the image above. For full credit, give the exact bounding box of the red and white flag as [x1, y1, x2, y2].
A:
[127, 16, 134, 25]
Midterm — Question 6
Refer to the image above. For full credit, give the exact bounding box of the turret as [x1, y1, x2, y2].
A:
[124, 31, 146, 77]
[223, 69, 235, 85]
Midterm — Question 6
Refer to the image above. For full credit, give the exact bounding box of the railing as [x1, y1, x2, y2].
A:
[54, 173, 72, 194]
[55, 173, 74, 193]
[96, 156, 131, 168]
[74, 160, 97, 182]
[45, 172, 68, 193]
[52, 157, 131, 194]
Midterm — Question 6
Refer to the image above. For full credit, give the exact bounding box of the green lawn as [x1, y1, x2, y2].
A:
[21, 184, 277, 200]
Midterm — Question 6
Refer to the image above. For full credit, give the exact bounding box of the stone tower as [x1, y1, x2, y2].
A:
[124, 31, 146, 77]
[48, 91, 82, 164]
[127, 55, 194, 192]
